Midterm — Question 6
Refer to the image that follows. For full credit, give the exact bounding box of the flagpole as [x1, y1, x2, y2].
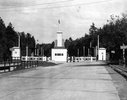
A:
[97, 35, 99, 60]
[58, 19, 60, 32]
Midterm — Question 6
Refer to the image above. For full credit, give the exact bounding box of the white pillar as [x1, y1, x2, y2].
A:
[91, 57, 93, 62]
[57, 31, 63, 47]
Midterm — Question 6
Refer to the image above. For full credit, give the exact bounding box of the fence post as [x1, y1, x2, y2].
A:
[90, 57, 92, 62]
[9, 60, 10, 71]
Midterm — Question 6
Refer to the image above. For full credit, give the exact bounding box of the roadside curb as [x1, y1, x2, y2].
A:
[109, 65, 127, 79]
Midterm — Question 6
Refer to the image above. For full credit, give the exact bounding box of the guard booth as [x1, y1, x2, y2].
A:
[10, 47, 21, 60]
[52, 48, 67, 62]
[98, 48, 106, 61]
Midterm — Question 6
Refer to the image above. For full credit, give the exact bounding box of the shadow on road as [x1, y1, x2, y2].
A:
[40, 61, 59, 67]
[75, 64, 107, 67]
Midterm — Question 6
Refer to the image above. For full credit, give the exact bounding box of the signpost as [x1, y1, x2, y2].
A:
[120, 44, 127, 67]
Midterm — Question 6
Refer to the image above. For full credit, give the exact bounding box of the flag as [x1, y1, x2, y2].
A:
[58, 19, 60, 24]
[37, 40, 39, 44]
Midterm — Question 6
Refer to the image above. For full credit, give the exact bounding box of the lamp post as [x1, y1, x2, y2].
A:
[18, 33, 21, 60]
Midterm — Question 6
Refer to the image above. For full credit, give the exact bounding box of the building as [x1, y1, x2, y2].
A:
[10, 47, 21, 59]
[51, 31, 67, 62]
[98, 48, 106, 60]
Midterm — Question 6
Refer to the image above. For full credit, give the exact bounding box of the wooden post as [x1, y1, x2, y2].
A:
[120, 44, 127, 67]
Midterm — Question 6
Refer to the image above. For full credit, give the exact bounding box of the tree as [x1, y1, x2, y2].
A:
[89, 23, 97, 35]
[0, 17, 36, 60]
[4, 23, 18, 59]
[0, 17, 6, 61]
[25, 33, 35, 56]
[6, 23, 18, 47]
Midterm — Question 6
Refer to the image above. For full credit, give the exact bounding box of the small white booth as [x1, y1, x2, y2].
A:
[52, 48, 67, 62]
[10, 47, 20, 59]
[98, 48, 106, 61]
[51, 31, 67, 62]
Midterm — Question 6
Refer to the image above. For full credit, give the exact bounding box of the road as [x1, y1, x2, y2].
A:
[0, 61, 120, 100]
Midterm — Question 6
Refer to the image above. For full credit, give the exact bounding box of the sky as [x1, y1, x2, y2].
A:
[0, 0, 127, 43]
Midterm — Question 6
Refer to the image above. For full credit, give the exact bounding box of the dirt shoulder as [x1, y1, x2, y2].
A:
[106, 65, 127, 100]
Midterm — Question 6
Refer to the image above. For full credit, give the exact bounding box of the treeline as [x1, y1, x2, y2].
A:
[37, 42, 54, 57]
[40, 13, 127, 61]
[0, 17, 35, 61]
[64, 13, 127, 61]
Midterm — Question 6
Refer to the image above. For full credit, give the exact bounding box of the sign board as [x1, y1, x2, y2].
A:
[11, 47, 20, 59]
[111, 50, 115, 53]
[120, 46, 127, 49]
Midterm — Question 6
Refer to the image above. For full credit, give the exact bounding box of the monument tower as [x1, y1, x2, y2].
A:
[51, 20, 67, 62]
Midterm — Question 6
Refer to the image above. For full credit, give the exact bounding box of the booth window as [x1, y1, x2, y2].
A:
[55, 53, 63, 56]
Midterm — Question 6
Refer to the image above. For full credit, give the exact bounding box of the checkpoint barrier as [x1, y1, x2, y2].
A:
[83, 57, 96, 61]
[68, 57, 96, 62]
[21, 56, 50, 61]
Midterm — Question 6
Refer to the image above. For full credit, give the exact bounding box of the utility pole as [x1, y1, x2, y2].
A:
[18, 33, 21, 59]
[18, 33, 20, 48]
[90, 42, 92, 48]
[26, 46, 28, 57]
[83, 46, 85, 56]
[97, 35, 99, 50]
[96, 46, 98, 57]
[88, 48, 89, 56]
[90, 42, 92, 56]
[42, 48, 44, 56]
[97, 35, 99, 60]
[41, 46, 43, 56]
[37, 48, 39, 56]
[35, 41, 36, 56]
[77, 49, 79, 57]
[37, 40, 39, 56]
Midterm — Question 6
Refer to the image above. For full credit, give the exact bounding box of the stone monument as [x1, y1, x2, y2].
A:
[51, 31, 67, 62]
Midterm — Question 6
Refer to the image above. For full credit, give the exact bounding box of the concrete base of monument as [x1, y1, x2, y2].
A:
[51, 48, 67, 62]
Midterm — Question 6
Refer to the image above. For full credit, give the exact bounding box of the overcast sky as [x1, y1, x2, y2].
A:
[0, 0, 126, 43]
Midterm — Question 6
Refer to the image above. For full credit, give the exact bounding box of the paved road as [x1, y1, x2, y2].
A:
[0, 61, 120, 100]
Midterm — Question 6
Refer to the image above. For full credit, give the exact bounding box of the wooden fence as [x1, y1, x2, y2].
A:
[0, 60, 43, 72]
